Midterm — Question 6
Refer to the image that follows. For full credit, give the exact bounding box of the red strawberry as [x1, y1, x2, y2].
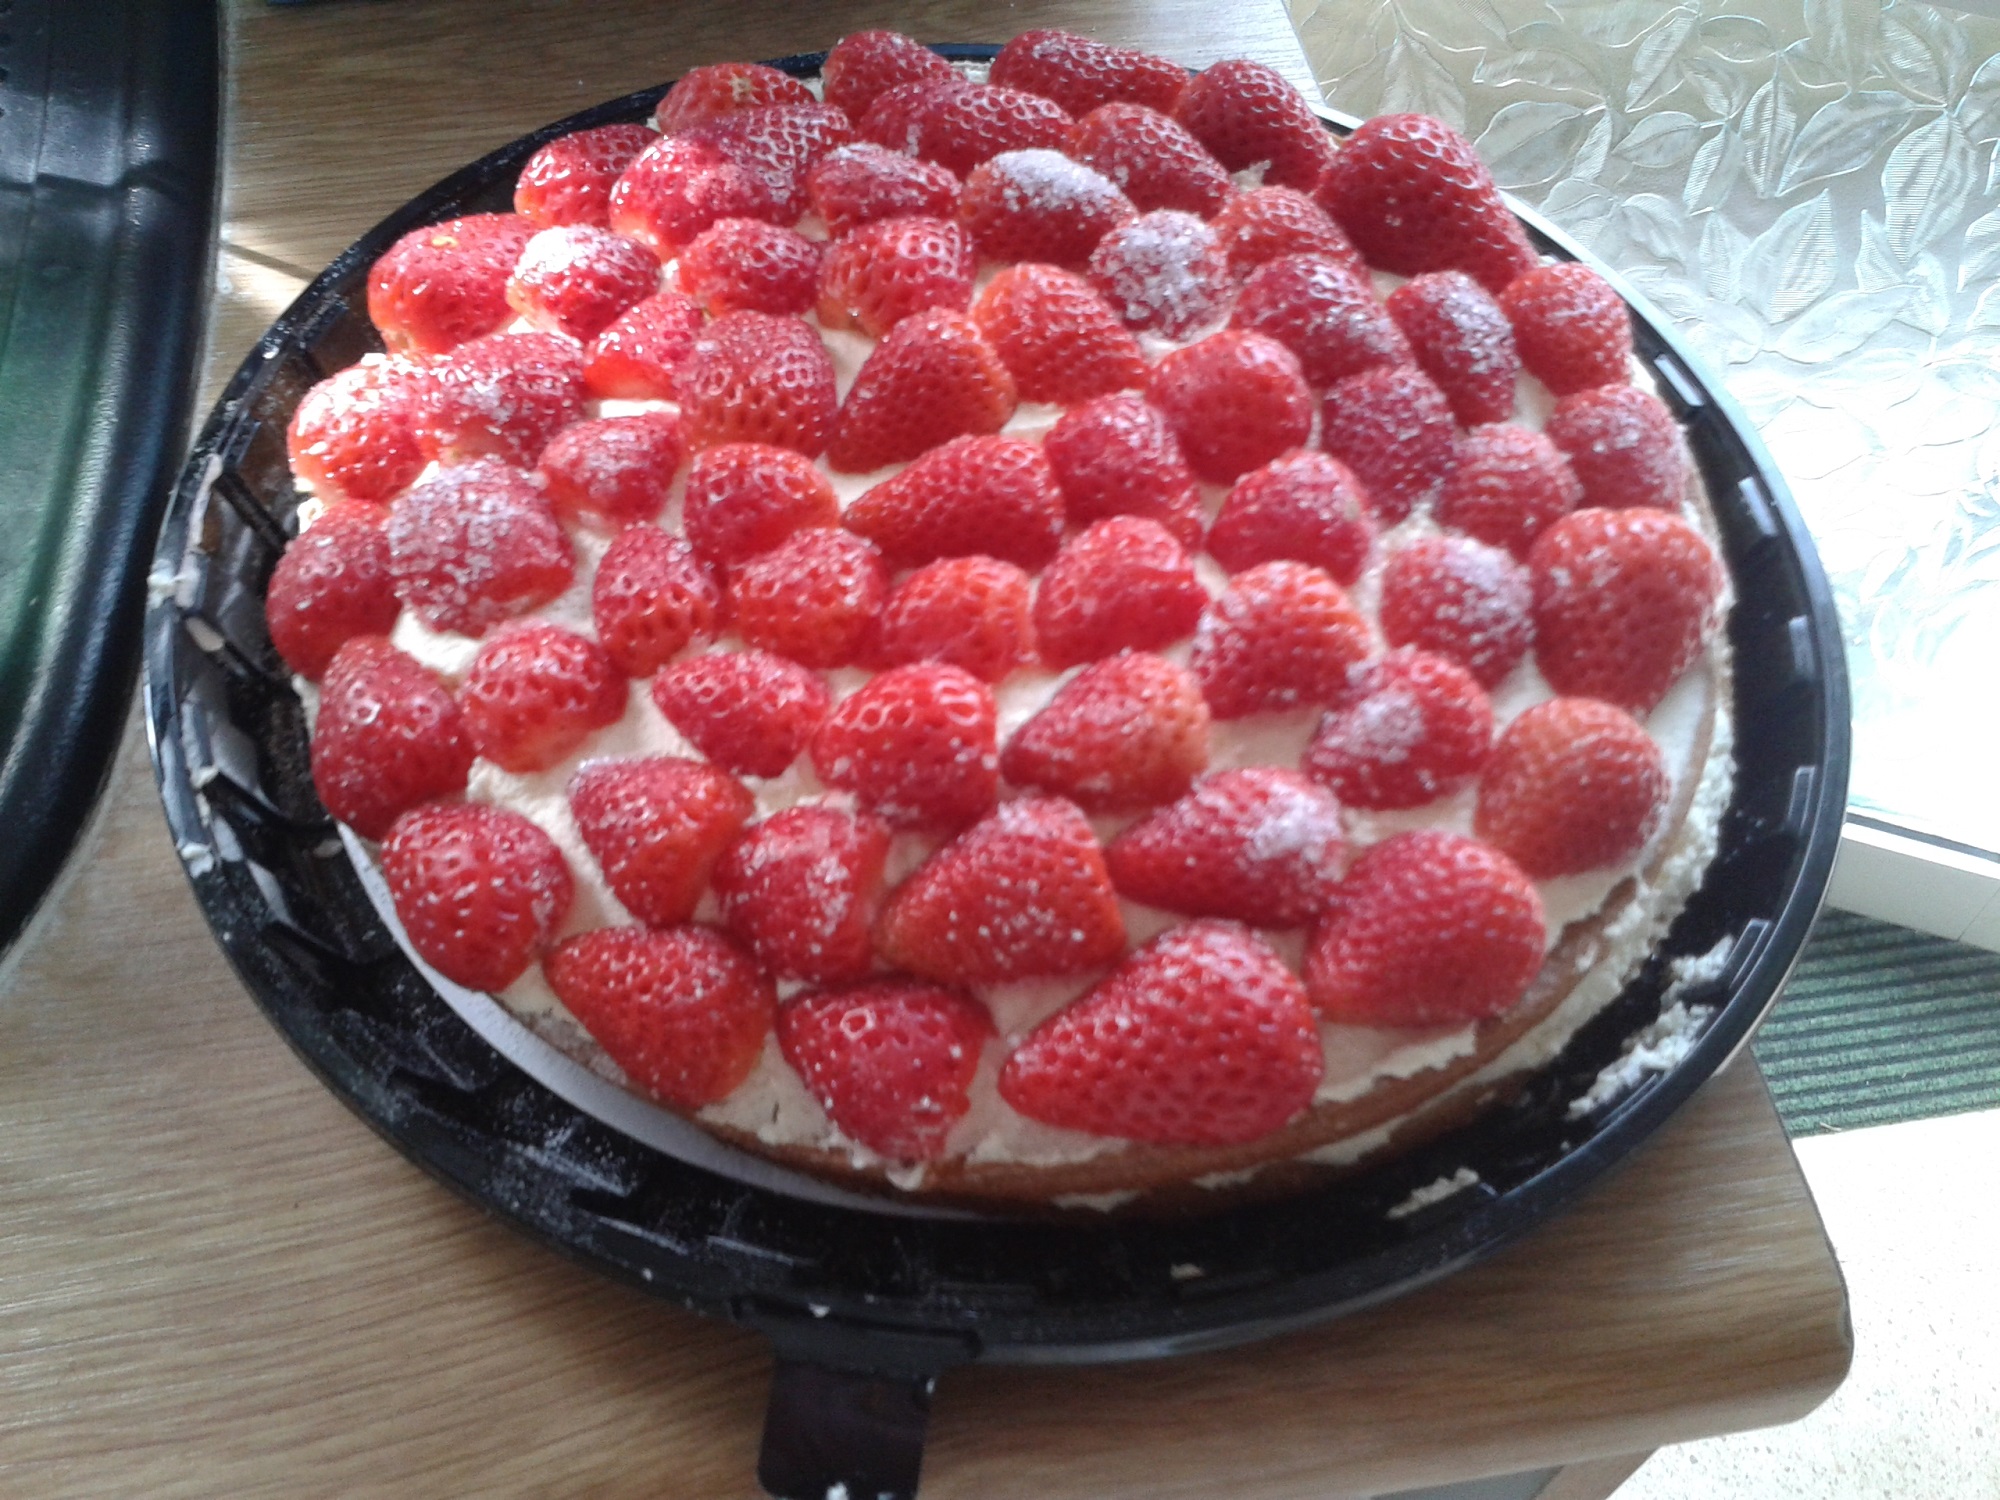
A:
[1529, 507, 1722, 712]
[382, 802, 572, 992]
[859, 77, 973, 155]
[728, 528, 888, 669]
[1040, 392, 1204, 547]
[1065, 103, 1231, 217]
[957, 148, 1136, 268]
[1002, 651, 1210, 812]
[875, 795, 1124, 982]
[460, 622, 626, 773]
[1232, 252, 1414, 391]
[1172, 59, 1334, 191]
[869, 555, 1036, 682]
[969, 263, 1147, 405]
[1316, 113, 1539, 293]
[367, 213, 537, 355]
[680, 442, 839, 570]
[1543, 385, 1689, 512]
[1190, 560, 1372, 719]
[990, 30, 1187, 117]
[591, 524, 724, 677]
[1104, 768, 1345, 927]
[806, 143, 961, 236]
[826, 308, 1017, 473]
[842, 433, 1063, 572]
[1499, 261, 1633, 396]
[1378, 534, 1532, 689]
[1148, 329, 1314, 485]
[655, 61, 815, 134]
[266, 504, 400, 680]
[1207, 449, 1375, 584]
[286, 359, 429, 507]
[999, 921, 1322, 1145]
[568, 756, 754, 926]
[416, 331, 587, 467]
[582, 290, 705, 401]
[677, 218, 823, 316]
[715, 807, 890, 983]
[386, 460, 574, 636]
[1087, 210, 1232, 338]
[505, 224, 660, 342]
[1305, 829, 1545, 1026]
[779, 982, 992, 1163]
[683, 102, 856, 223]
[651, 650, 829, 778]
[309, 637, 473, 839]
[914, 83, 1075, 177]
[810, 663, 999, 830]
[1212, 186, 1366, 282]
[607, 136, 781, 256]
[1476, 697, 1669, 878]
[1304, 648, 1492, 810]
[1385, 271, 1521, 427]
[536, 411, 686, 528]
[816, 214, 976, 337]
[544, 926, 773, 1110]
[515, 123, 657, 228]
[1434, 423, 1581, 560]
[1318, 364, 1459, 524]
[1032, 516, 1208, 669]
[673, 310, 839, 457]
[822, 31, 954, 120]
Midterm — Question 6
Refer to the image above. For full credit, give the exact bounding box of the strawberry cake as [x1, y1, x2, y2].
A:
[268, 30, 1733, 1210]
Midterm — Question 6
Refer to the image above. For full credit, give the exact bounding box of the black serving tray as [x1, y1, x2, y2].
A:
[143, 47, 1848, 1500]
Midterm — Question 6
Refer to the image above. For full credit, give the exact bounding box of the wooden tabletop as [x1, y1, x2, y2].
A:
[0, 3, 1850, 1496]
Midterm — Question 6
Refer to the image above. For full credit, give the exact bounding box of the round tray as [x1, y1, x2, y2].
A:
[143, 47, 1849, 1500]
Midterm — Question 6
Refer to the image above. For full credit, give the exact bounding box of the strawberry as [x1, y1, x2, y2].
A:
[999, 921, 1322, 1145]
[309, 637, 474, 840]
[806, 143, 961, 237]
[1305, 829, 1545, 1026]
[1040, 392, 1204, 548]
[582, 290, 705, 401]
[1304, 648, 1492, 810]
[1190, 560, 1372, 719]
[1377, 534, 1532, 689]
[286, 359, 430, 507]
[859, 77, 972, 156]
[869, 555, 1036, 682]
[1543, 385, 1689, 512]
[652, 649, 829, 778]
[1001, 651, 1210, 812]
[1318, 364, 1459, 524]
[676, 218, 824, 316]
[1528, 507, 1722, 712]
[1476, 697, 1669, 878]
[816, 215, 976, 337]
[989, 30, 1187, 117]
[716, 808, 891, 983]
[367, 213, 537, 355]
[1499, 261, 1633, 396]
[1148, 329, 1314, 484]
[957, 149, 1135, 268]
[382, 802, 572, 992]
[1086, 210, 1232, 338]
[825, 308, 1017, 473]
[536, 411, 686, 528]
[672, 310, 839, 457]
[1232, 252, 1414, 391]
[386, 460, 574, 637]
[682, 102, 856, 222]
[415, 331, 587, 467]
[778, 980, 993, 1160]
[822, 31, 954, 120]
[728, 528, 888, 669]
[1433, 423, 1581, 560]
[680, 442, 839, 571]
[567, 756, 754, 926]
[515, 123, 657, 229]
[1104, 768, 1345, 927]
[1172, 59, 1334, 191]
[914, 83, 1075, 177]
[969, 263, 1147, 405]
[1065, 103, 1231, 218]
[655, 60, 815, 134]
[1033, 516, 1208, 669]
[810, 662, 999, 830]
[591, 524, 724, 677]
[459, 622, 626, 773]
[875, 795, 1124, 982]
[842, 433, 1063, 572]
[505, 224, 661, 342]
[1207, 449, 1375, 584]
[607, 136, 781, 256]
[1315, 113, 1539, 293]
[544, 926, 774, 1111]
[266, 504, 400, 680]
[1212, 186, 1366, 282]
[1385, 271, 1521, 427]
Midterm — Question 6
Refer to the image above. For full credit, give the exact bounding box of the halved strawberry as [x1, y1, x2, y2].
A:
[310, 637, 474, 840]
[506, 224, 661, 342]
[1499, 261, 1634, 396]
[1040, 392, 1204, 547]
[1385, 270, 1521, 427]
[1378, 534, 1532, 689]
[286, 359, 430, 507]
[816, 215, 976, 337]
[1002, 651, 1210, 812]
[716, 806, 891, 984]
[858, 77, 973, 156]
[811, 662, 999, 831]
[383, 802, 572, 993]
[989, 30, 1187, 117]
[1033, 515, 1208, 669]
[1212, 186, 1367, 282]
[536, 411, 686, 528]
[806, 143, 961, 236]
[515, 123, 658, 229]
[1475, 697, 1669, 878]
[607, 136, 782, 256]
[1206, 449, 1375, 584]
[1172, 59, 1334, 190]
[460, 622, 626, 774]
[727, 528, 888, 669]
[386, 460, 574, 637]
[1065, 103, 1230, 217]
[416, 332, 587, 467]
[1147, 328, 1314, 484]
[1304, 648, 1492, 810]
[842, 433, 1064, 571]
[1232, 252, 1413, 392]
[651, 651, 829, 780]
[1086, 210, 1232, 338]
[680, 442, 839, 571]
[655, 60, 815, 134]
[1542, 385, 1689, 512]
[582, 290, 705, 401]
[591, 524, 724, 676]
[957, 148, 1135, 268]
[869, 555, 1036, 682]
[682, 102, 856, 223]
[913, 83, 1074, 177]
[266, 504, 401, 681]
[567, 756, 754, 926]
[822, 30, 955, 120]
[672, 310, 839, 456]
[367, 213, 537, 355]
[1190, 560, 1372, 719]
[677, 218, 824, 316]
[970, 263, 1147, 405]
[1318, 363, 1459, 524]
[826, 308, 1017, 473]
[1433, 423, 1581, 560]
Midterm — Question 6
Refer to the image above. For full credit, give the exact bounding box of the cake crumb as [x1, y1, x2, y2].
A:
[1169, 1262, 1206, 1281]
[1567, 997, 1715, 1118]
[1386, 1166, 1480, 1219]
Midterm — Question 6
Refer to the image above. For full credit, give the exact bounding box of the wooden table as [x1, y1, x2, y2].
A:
[0, 3, 1851, 1496]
